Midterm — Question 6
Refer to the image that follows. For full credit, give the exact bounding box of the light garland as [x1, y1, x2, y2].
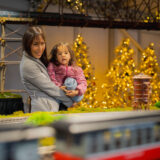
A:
[144, 11, 160, 23]
[66, 0, 85, 13]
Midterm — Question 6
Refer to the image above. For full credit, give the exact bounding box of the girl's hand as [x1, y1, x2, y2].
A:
[66, 90, 79, 97]
[60, 86, 67, 92]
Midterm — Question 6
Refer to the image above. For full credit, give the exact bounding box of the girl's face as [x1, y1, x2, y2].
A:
[56, 45, 71, 66]
[31, 35, 45, 59]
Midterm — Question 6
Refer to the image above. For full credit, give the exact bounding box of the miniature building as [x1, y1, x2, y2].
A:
[133, 73, 152, 110]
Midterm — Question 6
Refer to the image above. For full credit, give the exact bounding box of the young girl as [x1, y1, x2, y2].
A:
[47, 42, 87, 103]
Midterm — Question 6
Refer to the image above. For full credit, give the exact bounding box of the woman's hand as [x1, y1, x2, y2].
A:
[66, 90, 79, 97]
[69, 102, 78, 108]
[60, 86, 79, 97]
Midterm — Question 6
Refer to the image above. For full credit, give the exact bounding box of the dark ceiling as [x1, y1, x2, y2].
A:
[0, 0, 160, 30]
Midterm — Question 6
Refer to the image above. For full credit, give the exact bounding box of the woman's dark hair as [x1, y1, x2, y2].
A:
[22, 26, 48, 67]
[50, 42, 75, 66]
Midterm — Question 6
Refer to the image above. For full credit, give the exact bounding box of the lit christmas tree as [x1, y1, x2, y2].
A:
[73, 34, 98, 108]
[101, 39, 138, 108]
[139, 43, 160, 103]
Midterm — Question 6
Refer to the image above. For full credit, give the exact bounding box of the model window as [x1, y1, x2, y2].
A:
[124, 129, 131, 147]
[57, 132, 66, 141]
[90, 132, 98, 153]
[66, 134, 73, 148]
[73, 134, 82, 145]
[114, 130, 123, 149]
[103, 131, 111, 151]
[146, 127, 153, 143]
[136, 128, 142, 145]
[154, 124, 160, 142]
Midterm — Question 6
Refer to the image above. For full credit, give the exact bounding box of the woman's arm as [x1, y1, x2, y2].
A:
[22, 61, 73, 107]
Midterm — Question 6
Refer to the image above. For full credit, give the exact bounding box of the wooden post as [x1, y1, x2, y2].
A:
[120, 29, 144, 53]
[0, 23, 6, 92]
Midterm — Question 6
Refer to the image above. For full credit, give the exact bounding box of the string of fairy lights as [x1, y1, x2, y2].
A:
[36, 0, 84, 12]
[66, 0, 85, 13]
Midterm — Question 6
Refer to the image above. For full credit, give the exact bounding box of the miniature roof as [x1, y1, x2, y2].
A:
[133, 73, 152, 79]
[53, 111, 160, 134]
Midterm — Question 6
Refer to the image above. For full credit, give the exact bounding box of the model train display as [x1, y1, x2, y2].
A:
[0, 111, 160, 160]
[53, 111, 160, 160]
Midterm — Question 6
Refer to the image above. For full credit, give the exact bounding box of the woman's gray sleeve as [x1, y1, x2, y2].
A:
[23, 63, 73, 107]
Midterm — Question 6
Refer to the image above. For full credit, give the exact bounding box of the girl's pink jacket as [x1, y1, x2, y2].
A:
[47, 63, 87, 95]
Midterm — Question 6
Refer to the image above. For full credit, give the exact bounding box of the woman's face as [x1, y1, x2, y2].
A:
[56, 45, 71, 66]
[31, 35, 45, 59]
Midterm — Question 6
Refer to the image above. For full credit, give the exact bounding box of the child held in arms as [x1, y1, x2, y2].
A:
[47, 42, 87, 105]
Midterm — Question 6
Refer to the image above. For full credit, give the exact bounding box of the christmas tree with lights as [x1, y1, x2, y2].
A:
[101, 39, 138, 108]
[73, 34, 98, 108]
[139, 43, 160, 103]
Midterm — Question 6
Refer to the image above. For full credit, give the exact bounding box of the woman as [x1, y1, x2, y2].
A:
[20, 26, 73, 112]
